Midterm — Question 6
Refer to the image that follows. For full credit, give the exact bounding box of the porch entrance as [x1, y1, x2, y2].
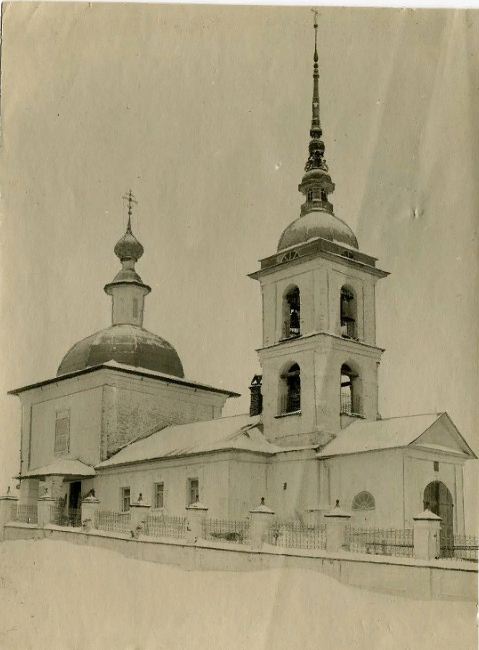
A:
[68, 481, 82, 510]
[423, 481, 453, 557]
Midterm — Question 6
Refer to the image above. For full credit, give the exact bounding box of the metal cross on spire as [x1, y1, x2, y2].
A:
[122, 189, 137, 232]
[311, 8, 319, 57]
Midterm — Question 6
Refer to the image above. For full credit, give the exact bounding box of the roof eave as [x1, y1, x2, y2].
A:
[96, 446, 276, 470]
[8, 363, 240, 398]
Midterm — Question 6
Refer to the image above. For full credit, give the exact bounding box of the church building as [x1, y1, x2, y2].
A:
[9, 24, 476, 543]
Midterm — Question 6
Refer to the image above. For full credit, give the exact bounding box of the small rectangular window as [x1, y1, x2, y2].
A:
[54, 409, 70, 455]
[132, 298, 139, 319]
[121, 487, 131, 512]
[154, 482, 164, 509]
[433, 461, 439, 472]
[188, 478, 199, 506]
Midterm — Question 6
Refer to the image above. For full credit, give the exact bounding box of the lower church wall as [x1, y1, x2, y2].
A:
[94, 452, 270, 518]
[267, 452, 320, 520]
[93, 447, 467, 533]
[403, 450, 466, 533]
[327, 449, 405, 528]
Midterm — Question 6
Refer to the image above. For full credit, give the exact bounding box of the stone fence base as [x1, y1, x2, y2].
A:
[3, 523, 476, 603]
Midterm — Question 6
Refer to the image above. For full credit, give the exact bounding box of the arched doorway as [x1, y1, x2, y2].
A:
[423, 481, 454, 557]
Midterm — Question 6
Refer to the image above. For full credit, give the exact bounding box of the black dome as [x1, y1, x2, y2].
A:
[57, 324, 184, 377]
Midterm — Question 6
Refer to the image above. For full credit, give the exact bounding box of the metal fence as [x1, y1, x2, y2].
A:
[267, 520, 327, 550]
[346, 527, 414, 557]
[9, 502, 18, 521]
[94, 510, 131, 534]
[12, 503, 38, 524]
[144, 514, 187, 539]
[202, 518, 250, 544]
[441, 535, 478, 562]
[49, 504, 81, 527]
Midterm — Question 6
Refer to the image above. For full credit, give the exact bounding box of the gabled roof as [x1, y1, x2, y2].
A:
[317, 412, 477, 459]
[96, 413, 285, 469]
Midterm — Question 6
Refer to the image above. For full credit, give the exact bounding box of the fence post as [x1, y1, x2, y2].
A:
[185, 501, 208, 543]
[249, 498, 274, 550]
[324, 500, 351, 552]
[306, 505, 330, 527]
[0, 487, 18, 540]
[19, 478, 39, 505]
[130, 493, 151, 537]
[413, 509, 441, 560]
[81, 495, 100, 531]
[37, 489, 56, 528]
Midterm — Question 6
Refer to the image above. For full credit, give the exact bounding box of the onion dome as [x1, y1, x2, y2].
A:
[278, 18, 358, 252]
[57, 324, 184, 377]
[114, 228, 144, 263]
[104, 191, 151, 294]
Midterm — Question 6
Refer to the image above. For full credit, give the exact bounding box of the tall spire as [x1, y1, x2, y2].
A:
[311, 12, 321, 137]
[305, 12, 327, 174]
[276, 15, 359, 251]
[298, 14, 335, 217]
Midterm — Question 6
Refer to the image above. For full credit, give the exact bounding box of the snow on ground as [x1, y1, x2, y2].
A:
[0, 540, 476, 650]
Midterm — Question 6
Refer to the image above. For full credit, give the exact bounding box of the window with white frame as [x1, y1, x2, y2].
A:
[54, 409, 70, 455]
[121, 487, 131, 512]
[154, 482, 165, 509]
[187, 478, 199, 505]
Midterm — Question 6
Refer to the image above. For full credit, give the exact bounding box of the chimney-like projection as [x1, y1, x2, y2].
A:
[249, 375, 263, 416]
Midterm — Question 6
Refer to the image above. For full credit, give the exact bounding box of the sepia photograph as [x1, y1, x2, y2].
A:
[0, 3, 478, 649]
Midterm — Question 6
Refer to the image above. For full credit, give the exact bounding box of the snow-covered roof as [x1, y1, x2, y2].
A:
[97, 414, 285, 468]
[19, 459, 96, 478]
[317, 412, 476, 458]
[8, 360, 240, 397]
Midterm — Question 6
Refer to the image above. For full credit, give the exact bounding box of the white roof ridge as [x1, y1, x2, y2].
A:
[376, 412, 443, 421]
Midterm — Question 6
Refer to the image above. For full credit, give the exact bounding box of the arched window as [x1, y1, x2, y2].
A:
[283, 286, 301, 338]
[352, 491, 375, 511]
[340, 363, 361, 415]
[280, 363, 301, 414]
[307, 190, 314, 202]
[340, 286, 357, 339]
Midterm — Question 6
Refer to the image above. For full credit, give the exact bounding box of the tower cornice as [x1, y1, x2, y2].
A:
[249, 237, 389, 282]
[256, 331, 385, 356]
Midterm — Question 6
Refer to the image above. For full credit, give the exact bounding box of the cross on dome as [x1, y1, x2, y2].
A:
[122, 189, 138, 233]
[114, 190, 144, 262]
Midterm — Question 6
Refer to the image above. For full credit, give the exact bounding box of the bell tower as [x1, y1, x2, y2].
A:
[249, 19, 388, 447]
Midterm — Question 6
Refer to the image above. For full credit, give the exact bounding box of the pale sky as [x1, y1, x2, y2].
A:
[1, 4, 477, 525]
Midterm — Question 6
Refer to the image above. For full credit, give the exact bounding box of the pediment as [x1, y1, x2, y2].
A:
[411, 413, 476, 457]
